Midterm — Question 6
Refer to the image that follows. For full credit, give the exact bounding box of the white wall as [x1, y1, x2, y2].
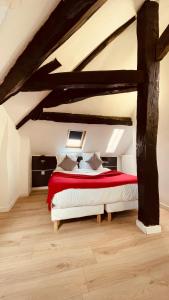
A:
[120, 109, 137, 175]
[7, 115, 21, 206]
[157, 54, 169, 207]
[20, 135, 31, 197]
[0, 107, 31, 212]
[0, 108, 9, 210]
[20, 121, 133, 158]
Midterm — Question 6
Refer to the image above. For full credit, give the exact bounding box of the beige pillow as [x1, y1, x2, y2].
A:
[86, 153, 103, 170]
[58, 155, 78, 171]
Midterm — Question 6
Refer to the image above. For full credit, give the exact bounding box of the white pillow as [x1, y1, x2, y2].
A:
[79, 159, 104, 170]
[56, 153, 78, 170]
[79, 160, 91, 170]
[82, 152, 100, 162]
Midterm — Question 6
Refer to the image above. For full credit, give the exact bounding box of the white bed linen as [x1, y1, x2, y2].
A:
[52, 168, 138, 209]
[79, 160, 104, 170]
[53, 167, 109, 174]
[82, 152, 101, 161]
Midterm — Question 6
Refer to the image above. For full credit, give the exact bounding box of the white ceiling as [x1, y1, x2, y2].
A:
[0, 4, 8, 25]
[0, 0, 169, 125]
[0, 0, 61, 81]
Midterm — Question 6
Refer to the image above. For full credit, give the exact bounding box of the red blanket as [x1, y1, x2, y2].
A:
[47, 170, 137, 209]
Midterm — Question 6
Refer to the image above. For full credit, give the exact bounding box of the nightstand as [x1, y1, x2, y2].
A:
[32, 155, 57, 188]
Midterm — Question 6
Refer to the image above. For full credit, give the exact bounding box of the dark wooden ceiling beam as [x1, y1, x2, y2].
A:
[21, 70, 143, 91]
[156, 25, 169, 61]
[22, 111, 133, 127]
[41, 85, 137, 108]
[16, 16, 138, 129]
[74, 16, 136, 71]
[34, 16, 136, 109]
[16, 108, 42, 130]
[16, 85, 137, 129]
[0, 0, 107, 104]
[24, 59, 61, 85]
[33, 59, 61, 76]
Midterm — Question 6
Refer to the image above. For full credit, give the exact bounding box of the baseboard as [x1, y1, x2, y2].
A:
[0, 197, 18, 212]
[160, 202, 169, 211]
[136, 219, 161, 234]
[32, 186, 48, 191]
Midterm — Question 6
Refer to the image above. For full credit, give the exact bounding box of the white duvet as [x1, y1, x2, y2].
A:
[52, 168, 138, 209]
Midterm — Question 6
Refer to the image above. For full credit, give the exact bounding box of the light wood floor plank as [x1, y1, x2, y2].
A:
[0, 194, 169, 299]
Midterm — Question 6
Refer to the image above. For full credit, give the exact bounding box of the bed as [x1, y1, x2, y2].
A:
[48, 159, 138, 231]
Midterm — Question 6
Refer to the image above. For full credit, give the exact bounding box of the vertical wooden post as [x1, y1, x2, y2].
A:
[137, 0, 160, 227]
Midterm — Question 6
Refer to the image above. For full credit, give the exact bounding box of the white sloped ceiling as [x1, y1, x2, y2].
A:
[1, 0, 168, 125]
[2, 0, 144, 124]
[0, 0, 169, 157]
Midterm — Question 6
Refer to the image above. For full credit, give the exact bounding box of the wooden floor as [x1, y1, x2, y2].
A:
[1, 193, 169, 300]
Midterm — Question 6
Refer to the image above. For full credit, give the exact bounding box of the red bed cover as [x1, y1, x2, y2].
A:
[47, 170, 137, 209]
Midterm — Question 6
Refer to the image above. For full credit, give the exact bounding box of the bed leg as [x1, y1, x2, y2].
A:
[108, 212, 112, 222]
[97, 214, 101, 224]
[54, 220, 60, 232]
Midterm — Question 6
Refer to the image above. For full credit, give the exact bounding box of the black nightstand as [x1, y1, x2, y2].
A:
[101, 157, 117, 170]
[32, 156, 57, 188]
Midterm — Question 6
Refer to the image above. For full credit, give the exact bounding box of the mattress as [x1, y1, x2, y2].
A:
[52, 168, 138, 209]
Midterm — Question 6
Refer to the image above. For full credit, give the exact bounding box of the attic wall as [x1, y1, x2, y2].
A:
[18, 23, 137, 159]
[19, 121, 133, 158]
[0, 107, 31, 212]
[121, 109, 137, 175]
[20, 136, 31, 197]
[0, 109, 8, 210]
[157, 54, 169, 207]
[7, 115, 20, 206]
[1, 0, 168, 206]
